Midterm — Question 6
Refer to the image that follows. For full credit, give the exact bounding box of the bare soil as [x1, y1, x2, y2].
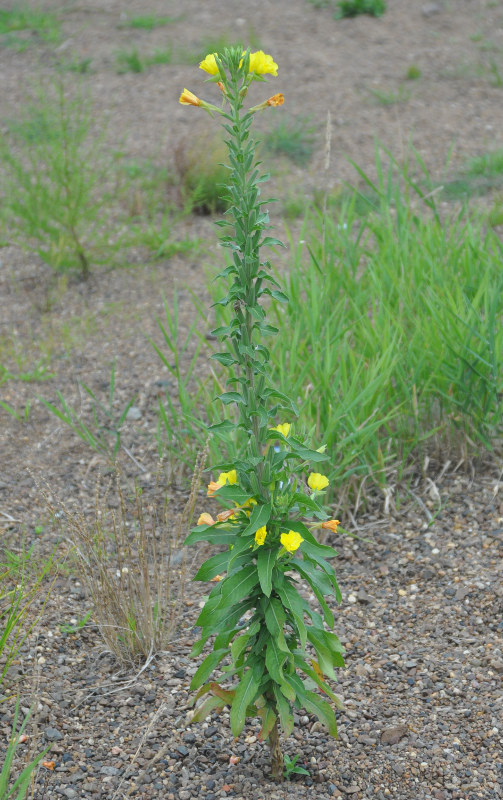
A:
[1, 2, 503, 799]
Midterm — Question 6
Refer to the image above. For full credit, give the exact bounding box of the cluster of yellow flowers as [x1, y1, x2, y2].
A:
[179, 50, 283, 114]
[199, 50, 278, 77]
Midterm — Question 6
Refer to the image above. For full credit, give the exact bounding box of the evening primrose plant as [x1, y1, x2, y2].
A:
[179, 47, 344, 781]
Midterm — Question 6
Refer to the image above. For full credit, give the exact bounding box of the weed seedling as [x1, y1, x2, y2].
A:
[335, 0, 386, 17]
[264, 115, 317, 166]
[283, 753, 310, 780]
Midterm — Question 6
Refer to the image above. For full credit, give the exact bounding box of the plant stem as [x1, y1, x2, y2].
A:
[268, 718, 284, 781]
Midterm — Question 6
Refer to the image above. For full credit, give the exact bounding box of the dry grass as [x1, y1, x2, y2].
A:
[47, 444, 208, 668]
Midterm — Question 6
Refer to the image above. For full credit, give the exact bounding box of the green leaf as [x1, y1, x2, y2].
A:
[302, 690, 338, 737]
[218, 391, 245, 405]
[207, 420, 236, 434]
[231, 632, 251, 664]
[191, 693, 227, 723]
[273, 684, 294, 737]
[258, 706, 277, 741]
[276, 578, 308, 650]
[241, 502, 272, 537]
[286, 438, 330, 463]
[218, 564, 259, 608]
[265, 637, 287, 684]
[190, 648, 229, 690]
[230, 669, 259, 737]
[211, 352, 237, 366]
[185, 526, 237, 547]
[215, 484, 253, 505]
[193, 550, 231, 581]
[256, 546, 277, 597]
[306, 628, 338, 679]
[293, 654, 344, 707]
[261, 236, 285, 248]
[264, 596, 286, 637]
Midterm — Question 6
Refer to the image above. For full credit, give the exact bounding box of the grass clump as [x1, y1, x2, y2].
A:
[367, 84, 411, 105]
[49, 456, 205, 666]
[115, 46, 172, 73]
[441, 149, 503, 201]
[264, 115, 317, 166]
[172, 148, 503, 503]
[0, 83, 121, 278]
[335, 0, 386, 18]
[173, 135, 230, 214]
[0, 5, 60, 44]
[405, 64, 421, 80]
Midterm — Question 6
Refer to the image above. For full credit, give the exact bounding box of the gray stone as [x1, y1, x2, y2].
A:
[100, 765, 120, 776]
[126, 405, 142, 420]
[381, 724, 409, 745]
[44, 727, 63, 741]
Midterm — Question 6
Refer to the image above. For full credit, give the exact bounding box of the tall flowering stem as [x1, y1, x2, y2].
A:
[180, 48, 344, 782]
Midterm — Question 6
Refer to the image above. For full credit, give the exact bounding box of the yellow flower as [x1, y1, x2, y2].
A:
[271, 422, 290, 438]
[248, 50, 278, 76]
[217, 469, 238, 486]
[254, 526, 267, 546]
[179, 88, 202, 107]
[266, 93, 284, 107]
[197, 512, 216, 526]
[308, 472, 329, 492]
[207, 480, 222, 497]
[322, 519, 340, 533]
[280, 530, 304, 553]
[199, 53, 219, 75]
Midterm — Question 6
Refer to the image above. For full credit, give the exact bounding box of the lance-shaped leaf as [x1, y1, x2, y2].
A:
[241, 502, 272, 537]
[293, 654, 344, 707]
[217, 391, 245, 405]
[217, 564, 260, 609]
[265, 637, 287, 685]
[263, 596, 286, 637]
[301, 689, 338, 737]
[276, 579, 308, 651]
[190, 693, 227, 723]
[284, 437, 330, 463]
[257, 706, 277, 741]
[230, 669, 259, 738]
[191, 648, 229, 690]
[211, 352, 237, 366]
[273, 684, 294, 737]
[215, 484, 254, 506]
[306, 627, 339, 679]
[185, 525, 237, 547]
[256, 546, 277, 597]
[193, 550, 231, 582]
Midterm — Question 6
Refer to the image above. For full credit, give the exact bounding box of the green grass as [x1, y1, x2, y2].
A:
[335, 0, 386, 18]
[264, 115, 317, 166]
[59, 56, 93, 74]
[0, 5, 60, 43]
[115, 46, 172, 72]
[405, 64, 421, 81]
[122, 14, 180, 30]
[441, 149, 503, 201]
[367, 84, 411, 105]
[156, 148, 503, 499]
[0, 84, 120, 277]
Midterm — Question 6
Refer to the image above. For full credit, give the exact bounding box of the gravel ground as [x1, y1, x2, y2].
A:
[2, 472, 502, 800]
